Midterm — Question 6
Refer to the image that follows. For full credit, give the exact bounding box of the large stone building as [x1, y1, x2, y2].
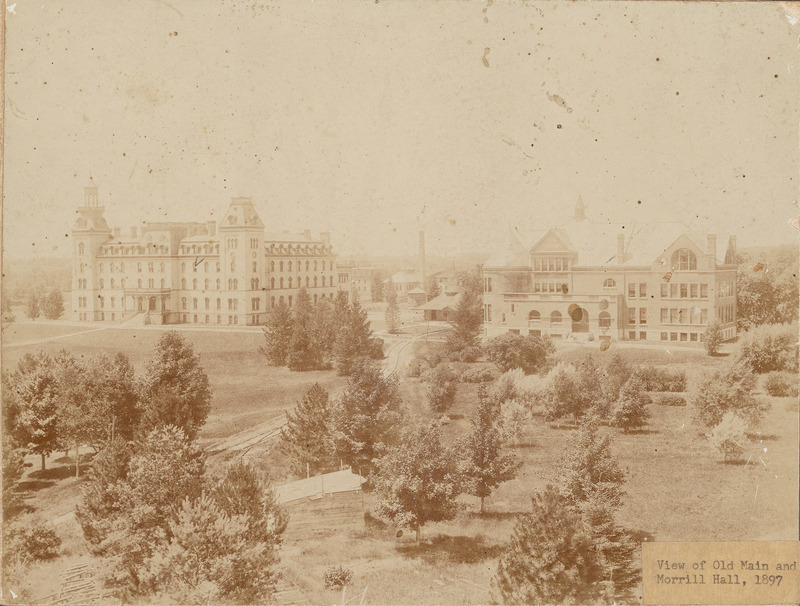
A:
[483, 198, 738, 344]
[72, 179, 340, 325]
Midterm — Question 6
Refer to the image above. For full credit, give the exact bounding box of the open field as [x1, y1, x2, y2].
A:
[2, 321, 797, 604]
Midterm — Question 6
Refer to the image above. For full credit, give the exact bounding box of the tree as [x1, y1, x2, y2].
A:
[2, 289, 16, 328]
[688, 357, 767, 429]
[600, 351, 634, 406]
[90, 353, 140, 442]
[41, 289, 64, 320]
[374, 425, 462, 546]
[140, 331, 212, 440]
[445, 268, 483, 359]
[736, 246, 799, 330]
[331, 360, 403, 476]
[707, 412, 749, 462]
[543, 363, 582, 424]
[310, 298, 337, 363]
[280, 383, 337, 477]
[559, 422, 626, 510]
[611, 374, 652, 433]
[259, 298, 293, 366]
[6, 352, 60, 470]
[287, 288, 323, 371]
[427, 364, 458, 413]
[3, 435, 26, 521]
[427, 276, 441, 301]
[26, 292, 40, 321]
[499, 399, 530, 447]
[704, 320, 724, 355]
[333, 298, 374, 375]
[493, 486, 608, 605]
[457, 399, 519, 512]
[734, 322, 799, 373]
[370, 270, 386, 303]
[484, 333, 555, 374]
[384, 279, 400, 334]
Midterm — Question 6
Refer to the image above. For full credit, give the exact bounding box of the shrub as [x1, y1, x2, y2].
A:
[499, 400, 530, 446]
[704, 320, 724, 355]
[633, 366, 687, 392]
[447, 345, 482, 363]
[763, 372, 799, 398]
[4, 517, 62, 564]
[735, 323, 799, 373]
[688, 358, 768, 429]
[707, 412, 749, 462]
[323, 565, 353, 589]
[459, 363, 499, 383]
[611, 376, 651, 432]
[653, 393, 686, 407]
[484, 333, 555, 374]
[427, 364, 458, 412]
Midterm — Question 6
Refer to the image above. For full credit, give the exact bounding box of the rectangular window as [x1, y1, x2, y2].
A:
[700, 284, 708, 298]
[679, 309, 686, 324]
[680, 284, 688, 298]
[690, 333, 698, 342]
[661, 308, 668, 323]
[661, 332, 668, 341]
[639, 283, 647, 298]
[670, 283, 678, 298]
[639, 308, 647, 325]
[640, 331, 647, 340]
[690, 284, 698, 298]
[680, 333, 688, 342]
[628, 308, 636, 325]
[533, 258, 540, 271]
[628, 331, 636, 341]
[628, 283, 636, 298]
[701, 309, 708, 324]
[488, 277, 492, 293]
[670, 332, 678, 341]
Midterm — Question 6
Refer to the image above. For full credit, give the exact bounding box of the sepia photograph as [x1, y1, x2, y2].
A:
[2, 1, 798, 604]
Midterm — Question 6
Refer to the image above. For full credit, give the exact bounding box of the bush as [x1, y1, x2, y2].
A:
[704, 320, 724, 355]
[427, 364, 458, 412]
[707, 412, 749, 462]
[735, 323, 799, 373]
[611, 376, 651, 432]
[652, 393, 686, 407]
[484, 333, 555, 374]
[323, 565, 353, 589]
[763, 372, 799, 397]
[447, 345, 482, 363]
[633, 366, 687, 392]
[688, 358, 768, 429]
[499, 400, 530, 446]
[4, 518, 62, 564]
[459, 363, 499, 383]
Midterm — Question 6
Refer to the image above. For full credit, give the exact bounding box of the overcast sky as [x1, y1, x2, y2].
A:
[3, 0, 799, 260]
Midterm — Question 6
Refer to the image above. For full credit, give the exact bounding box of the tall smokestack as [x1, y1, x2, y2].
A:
[418, 231, 426, 291]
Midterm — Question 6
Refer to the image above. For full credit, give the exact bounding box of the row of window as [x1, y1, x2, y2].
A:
[658, 307, 709, 325]
[718, 304, 735, 324]
[272, 259, 331, 273]
[532, 257, 573, 272]
[660, 283, 710, 299]
[627, 283, 648, 298]
[484, 277, 493, 293]
[272, 276, 334, 289]
[533, 282, 568, 294]
[660, 331, 704, 342]
[526, 309, 612, 328]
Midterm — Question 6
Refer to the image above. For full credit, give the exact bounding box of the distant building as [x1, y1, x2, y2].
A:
[483, 197, 737, 344]
[71, 179, 342, 325]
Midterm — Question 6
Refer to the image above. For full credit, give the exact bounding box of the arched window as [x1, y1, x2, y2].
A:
[252, 261, 257, 273]
[305, 260, 309, 271]
[230, 260, 235, 272]
[181, 262, 186, 272]
[161, 279, 165, 289]
[599, 311, 611, 328]
[528, 310, 541, 323]
[193, 298, 198, 310]
[216, 279, 220, 290]
[314, 276, 318, 287]
[99, 279, 104, 289]
[288, 295, 293, 307]
[288, 261, 292, 272]
[280, 277, 284, 288]
[603, 278, 616, 288]
[322, 260, 326, 271]
[99, 263, 104, 273]
[216, 262, 220, 272]
[78, 242, 85, 255]
[322, 276, 326, 287]
[137, 278, 142, 288]
[280, 261, 284, 272]
[271, 277, 275, 289]
[181, 297, 187, 310]
[205, 279, 210, 290]
[305, 277, 310, 287]
[671, 248, 697, 271]
[204, 262, 209, 272]
[314, 260, 318, 271]
[288, 277, 293, 288]
[233, 279, 238, 290]
[270, 261, 275, 272]
[550, 311, 562, 326]
[137, 262, 142, 273]
[181, 278, 187, 289]
[193, 279, 198, 290]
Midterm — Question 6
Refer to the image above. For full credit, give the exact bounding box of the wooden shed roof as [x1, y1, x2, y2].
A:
[275, 469, 365, 505]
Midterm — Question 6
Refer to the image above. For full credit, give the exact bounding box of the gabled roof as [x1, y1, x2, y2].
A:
[275, 469, 365, 504]
[418, 291, 461, 311]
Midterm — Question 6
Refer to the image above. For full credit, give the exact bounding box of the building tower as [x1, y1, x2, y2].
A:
[574, 194, 586, 222]
[72, 178, 112, 320]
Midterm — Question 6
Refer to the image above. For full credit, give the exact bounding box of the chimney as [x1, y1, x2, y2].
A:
[320, 231, 331, 245]
[418, 231, 426, 287]
[617, 234, 625, 264]
[130, 226, 137, 238]
[207, 221, 216, 237]
[707, 234, 717, 262]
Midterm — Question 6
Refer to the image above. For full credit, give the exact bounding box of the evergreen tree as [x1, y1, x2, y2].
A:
[311, 299, 336, 363]
[600, 351, 634, 406]
[611, 374, 652, 432]
[26, 292, 40, 321]
[427, 276, 441, 301]
[493, 486, 608, 605]
[334, 298, 374, 375]
[287, 288, 322, 371]
[370, 269, 386, 303]
[41, 289, 65, 320]
[445, 268, 483, 357]
[2, 434, 26, 521]
[457, 399, 519, 513]
[280, 383, 336, 477]
[6, 352, 60, 470]
[384, 279, 400, 334]
[331, 360, 403, 476]
[140, 331, 212, 440]
[374, 425, 462, 546]
[559, 422, 626, 510]
[90, 352, 140, 442]
[259, 298, 293, 366]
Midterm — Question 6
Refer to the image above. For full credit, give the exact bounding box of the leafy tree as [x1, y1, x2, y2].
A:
[493, 486, 608, 605]
[707, 411, 749, 462]
[334, 298, 374, 375]
[374, 425, 462, 546]
[6, 352, 60, 469]
[26, 292, 40, 320]
[445, 268, 483, 358]
[484, 333, 555, 374]
[736, 246, 799, 330]
[688, 357, 767, 429]
[611, 374, 652, 433]
[427, 363, 458, 413]
[2, 436, 26, 521]
[457, 399, 519, 512]
[499, 399, 530, 447]
[41, 289, 64, 320]
[140, 331, 212, 440]
[90, 353, 140, 442]
[331, 360, 403, 476]
[280, 383, 337, 477]
[734, 322, 799, 373]
[260, 298, 293, 366]
[384, 279, 400, 334]
[600, 351, 634, 406]
[543, 363, 582, 423]
[3, 516, 62, 569]
[704, 320, 724, 355]
[559, 422, 626, 510]
[287, 288, 322, 371]
[427, 276, 441, 301]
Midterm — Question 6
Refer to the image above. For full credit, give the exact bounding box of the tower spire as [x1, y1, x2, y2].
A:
[574, 194, 586, 222]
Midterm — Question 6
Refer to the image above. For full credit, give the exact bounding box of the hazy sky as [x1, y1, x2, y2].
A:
[3, 0, 799, 260]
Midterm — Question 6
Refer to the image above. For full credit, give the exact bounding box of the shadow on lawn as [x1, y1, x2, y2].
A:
[624, 428, 660, 436]
[746, 432, 780, 442]
[397, 534, 503, 564]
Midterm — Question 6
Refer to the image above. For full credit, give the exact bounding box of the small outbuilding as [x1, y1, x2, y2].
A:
[275, 469, 366, 536]
[407, 287, 427, 307]
[418, 291, 462, 322]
